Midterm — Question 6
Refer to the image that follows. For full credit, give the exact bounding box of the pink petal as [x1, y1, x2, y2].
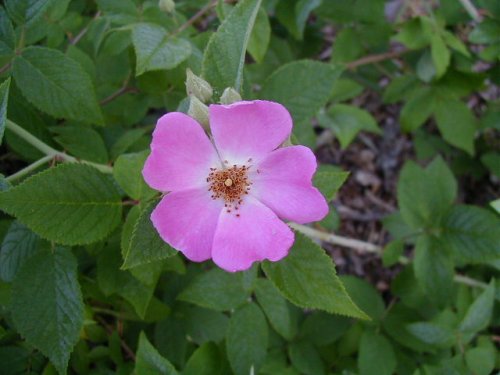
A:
[251, 146, 328, 224]
[209, 100, 292, 164]
[151, 188, 224, 262]
[212, 197, 294, 272]
[143, 112, 221, 192]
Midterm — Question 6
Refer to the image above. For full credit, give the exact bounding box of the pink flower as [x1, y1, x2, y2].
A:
[142, 100, 328, 272]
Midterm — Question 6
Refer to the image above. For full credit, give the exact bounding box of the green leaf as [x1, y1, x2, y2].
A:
[247, 7, 270, 63]
[443, 205, 500, 263]
[13, 47, 103, 125]
[276, 0, 322, 40]
[289, 341, 325, 375]
[406, 322, 455, 348]
[465, 347, 496, 375]
[255, 278, 298, 340]
[431, 34, 450, 78]
[400, 86, 435, 132]
[358, 331, 396, 375]
[132, 23, 191, 76]
[413, 235, 454, 307]
[0, 77, 10, 145]
[0, 163, 122, 245]
[382, 239, 404, 267]
[122, 200, 176, 269]
[5, 0, 54, 25]
[0, 221, 39, 282]
[313, 168, 349, 201]
[443, 30, 470, 57]
[202, 0, 262, 93]
[178, 268, 250, 312]
[262, 232, 368, 319]
[393, 17, 430, 49]
[260, 60, 341, 143]
[0, 7, 15, 53]
[182, 306, 229, 345]
[317, 104, 381, 148]
[459, 281, 495, 335]
[434, 97, 476, 155]
[135, 332, 178, 375]
[397, 157, 457, 229]
[183, 342, 224, 375]
[341, 275, 385, 321]
[299, 311, 350, 346]
[11, 247, 84, 375]
[226, 303, 268, 375]
[51, 126, 108, 164]
[113, 151, 155, 201]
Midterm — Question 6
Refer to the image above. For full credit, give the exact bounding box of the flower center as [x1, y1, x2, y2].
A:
[207, 164, 252, 215]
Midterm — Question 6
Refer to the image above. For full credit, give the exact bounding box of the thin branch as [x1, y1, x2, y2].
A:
[100, 86, 138, 106]
[6, 154, 54, 182]
[457, 0, 481, 22]
[172, 0, 218, 35]
[346, 49, 408, 70]
[291, 223, 488, 290]
[0, 62, 11, 75]
[70, 11, 102, 45]
[95, 315, 136, 361]
[6, 120, 113, 174]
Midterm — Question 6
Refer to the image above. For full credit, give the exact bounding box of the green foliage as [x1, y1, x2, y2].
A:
[0, 77, 10, 144]
[135, 332, 178, 374]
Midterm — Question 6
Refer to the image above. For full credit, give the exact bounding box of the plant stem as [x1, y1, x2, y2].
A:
[346, 49, 408, 70]
[457, 0, 481, 22]
[291, 223, 488, 290]
[70, 11, 102, 45]
[6, 119, 113, 174]
[6, 154, 54, 182]
[172, 0, 218, 35]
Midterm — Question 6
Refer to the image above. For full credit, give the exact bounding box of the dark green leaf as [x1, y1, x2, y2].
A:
[247, 7, 271, 63]
[400, 87, 435, 132]
[0, 78, 10, 145]
[289, 341, 325, 375]
[11, 247, 84, 375]
[465, 347, 496, 375]
[313, 169, 349, 201]
[113, 151, 155, 201]
[5, 0, 54, 25]
[0, 163, 122, 245]
[358, 331, 396, 375]
[135, 332, 178, 375]
[406, 322, 455, 348]
[382, 239, 404, 267]
[183, 342, 224, 375]
[341, 275, 385, 321]
[459, 281, 495, 335]
[51, 126, 108, 164]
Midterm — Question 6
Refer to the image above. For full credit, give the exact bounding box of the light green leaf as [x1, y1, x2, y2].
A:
[5, 0, 54, 25]
[443, 205, 500, 263]
[341, 275, 385, 321]
[255, 278, 298, 340]
[135, 332, 178, 375]
[434, 97, 476, 155]
[465, 347, 496, 375]
[262, 232, 368, 319]
[289, 341, 325, 375]
[113, 151, 155, 201]
[459, 281, 495, 335]
[13, 47, 103, 125]
[0, 78, 10, 145]
[51, 126, 108, 164]
[0, 163, 122, 245]
[443, 30, 470, 57]
[317, 104, 381, 148]
[0, 221, 39, 282]
[406, 322, 455, 348]
[397, 157, 457, 229]
[247, 7, 270, 63]
[202, 0, 262, 93]
[413, 235, 454, 307]
[11, 247, 84, 375]
[178, 268, 250, 311]
[226, 303, 268, 375]
[183, 342, 224, 375]
[132, 23, 191, 76]
[313, 169, 349, 201]
[382, 239, 404, 267]
[393, 17, 430, 49]
[400, 86, 435, 132]
[358, 331, 396, 375]
[431, 34, 450, 78]
[122, 200, 176, 269]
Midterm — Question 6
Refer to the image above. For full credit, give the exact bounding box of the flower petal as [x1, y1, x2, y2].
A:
[151, 188, 224, 262]
[209, 100, 292, 164]
[251, 146, 328, 224]
[143, 112, 221, 192]
[212, 197, 294, 272]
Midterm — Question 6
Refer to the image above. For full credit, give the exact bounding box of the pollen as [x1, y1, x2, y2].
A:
[207, 164, 251, 214]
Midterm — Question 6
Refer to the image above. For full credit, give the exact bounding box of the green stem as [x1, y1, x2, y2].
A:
[6, 154, 54, 182]
[6, 119, 113, 174]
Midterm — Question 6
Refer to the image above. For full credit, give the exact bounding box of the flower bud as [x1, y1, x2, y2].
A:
[158, 0, 175, 13]
[188, 95, 209, 130]
[220, 87, 242, 104]
[185, 69, 213, 103]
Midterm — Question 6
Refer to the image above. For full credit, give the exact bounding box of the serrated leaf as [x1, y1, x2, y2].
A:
[5, 0, 54, 25]
[262, 232, 368, 319]
[341, 275, 385, 321]
[443, 205, 500, 263]
[358, 331, 396, 375]
[12, 47, 103, 125]
[226, 303, 268, 375]
[255, 278, 298, 340]
[122, 200, 176, 269]
[202, 0, 262, 93]
[178, 268, 249, 311]
[132, 23, 191, 76]
[11, 247, 84, 375]
[113, 151, 155, 200]
[51, 126, 108, 164]
[0, 163, 122, 245]
[0, 78, 10, 145]
[135, 332, 178, 375]
[413, 235, 454, 307]
[459, 281, 495, 335]
[313, 170, 349, 201]
[397, 157, 456, 229]
[317, 104, 381, 148]
[434, 97, 476, 155]
[0, 221, 39, 282]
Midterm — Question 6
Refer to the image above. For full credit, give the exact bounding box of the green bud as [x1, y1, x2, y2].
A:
[158, 0, 175, 13]
[185, 69, 213, 103]
[188, 95, 209, 130]
[220, 87, 242, 104]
